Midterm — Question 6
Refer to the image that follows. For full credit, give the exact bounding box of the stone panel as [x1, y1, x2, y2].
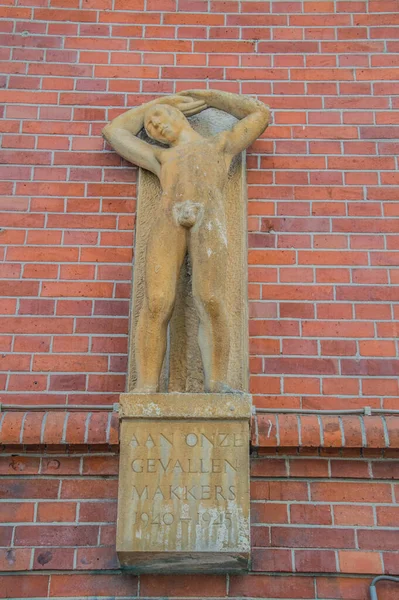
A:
[117, 393, 251, 572]
[127, 108, 248, 393]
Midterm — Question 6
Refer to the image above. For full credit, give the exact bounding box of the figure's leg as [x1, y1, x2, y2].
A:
[135, 217, 187, 392]
[189, 209, 230, 393]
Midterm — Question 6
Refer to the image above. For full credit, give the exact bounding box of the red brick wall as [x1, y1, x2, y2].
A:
[1, 0, 399, 598]
[1, 412, 399, 599]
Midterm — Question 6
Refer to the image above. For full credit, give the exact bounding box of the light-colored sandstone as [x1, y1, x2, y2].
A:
[103, 90, 270, 393]
[117, 393, 251, 572]
[119, 391, 252, 419]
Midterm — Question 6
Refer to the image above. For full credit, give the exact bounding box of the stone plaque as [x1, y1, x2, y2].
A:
[117, 393, 251, 572]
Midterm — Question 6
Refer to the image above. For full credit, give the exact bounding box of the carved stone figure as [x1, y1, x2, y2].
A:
[102, 90, 270, 393]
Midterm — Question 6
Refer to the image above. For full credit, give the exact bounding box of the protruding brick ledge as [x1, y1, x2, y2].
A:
[0, 411, 119, 450]
[252, 413, 399, 452]
[0, 410, 398, 452]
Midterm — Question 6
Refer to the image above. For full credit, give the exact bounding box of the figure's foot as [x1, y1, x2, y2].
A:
[133, 384, 158, 394]
[206, 381, 242, 394]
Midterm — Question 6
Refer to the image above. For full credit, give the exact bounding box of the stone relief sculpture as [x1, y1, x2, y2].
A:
[102, 90, 270, 394]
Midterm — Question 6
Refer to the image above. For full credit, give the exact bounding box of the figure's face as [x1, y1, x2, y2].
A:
[144, 104, 186, 145]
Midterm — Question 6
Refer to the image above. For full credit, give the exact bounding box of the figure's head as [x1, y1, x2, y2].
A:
[144, 104, 189, 145]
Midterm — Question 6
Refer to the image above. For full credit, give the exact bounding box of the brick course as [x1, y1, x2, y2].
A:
[0, 446, 398, 595]
[1, 0, 399, 597]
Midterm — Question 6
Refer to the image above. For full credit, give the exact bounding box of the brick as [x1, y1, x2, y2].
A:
[79, 501, 117, 523]
[330, 460, 369, 479]
[41, 457, 80, 476]
[86, 412, 110, 444]
[270, 481, 308, 501]
[0, 413, 24, 445]
[334, 505, 374, 527]
[340, 550, 382, 574]
[33, 548, 74, 570]
[0, 548, 31, 571]
[278, 415, 300, 447]
[0, 480, 59, 499]
[108, 413, 119, 446]
[386, 417, 399, 448]
[22, 412, 45, 445]
[0, 527, 12, 547]
[271, 527, 355, 549]
[289, 459, 329, 478]
[265, 358, 337, 375]
[363, 416, 388, 448]
[320, 416, 343, 447]
[49, 374, 86, 391]
[50, 574, 138, 597]
[64, 413, 88, 444]
[342, 359, 399, 377]
[251, 548, 292, 572]
[257, 415, 278, 447]
[358, 530, 399, 551]
[363, 379, 399, 397]
[61, 480, 118, 500]
[291, 504, 332, 525]
[295, 550, 336, 573]
[0, 354, 31, 372]
[285, 377, 319, 394]
[37, 502, 76, 523]
[82, 456, 118, 476]
[33, 355, 108, 373]
[7, 247, 79, 262]
[0, 281, 39, 297]
[311, 482, 392, 503]
[140, 574, 226, 597]
[316, 577, 371, 600]
[229, 575, 314, 598]
[0, 456, 40, 476]
[75, 318, 128, 334]
[0, 503, 34, 524]
[302, 321, 374, 338]
[52, 336, 89, 353]
[301, 416, 321, 447]
[76, 547, 119, 570]
[13, 336, 51, 353]
[56, 300, 93, 316]
[41, 282, 113, 297]
[376, 507, 399, 527]
[0, 575, 49, 599]
[14, 525, 98, 547]
[383, 552, 399, 576]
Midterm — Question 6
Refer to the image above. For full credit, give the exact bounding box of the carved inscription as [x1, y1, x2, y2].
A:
[117, 419, 250, 554]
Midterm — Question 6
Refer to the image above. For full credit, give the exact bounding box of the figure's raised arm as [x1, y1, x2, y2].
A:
[179, 89, 270, 157]
[102, 99, 164, 176]
[102, 95, 208, 177]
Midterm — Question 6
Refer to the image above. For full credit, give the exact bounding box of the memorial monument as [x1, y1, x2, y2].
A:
[102, 89, 270, 572]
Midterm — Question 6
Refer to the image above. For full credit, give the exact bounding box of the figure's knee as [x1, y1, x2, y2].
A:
[146, 289, 174, 321]
[196, 290, 224, 320]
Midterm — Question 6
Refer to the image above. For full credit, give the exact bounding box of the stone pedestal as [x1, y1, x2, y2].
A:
[116, 393, 252, 573]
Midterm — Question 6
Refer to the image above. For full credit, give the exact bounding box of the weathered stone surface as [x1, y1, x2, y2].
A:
[119, 391, 252, 419]
[103, 90, 269, 394]
[117, 393, 251, 572]
[127, 108, 249, 395]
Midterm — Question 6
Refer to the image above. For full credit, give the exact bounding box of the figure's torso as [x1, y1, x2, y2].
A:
[158, 137, 230, 208]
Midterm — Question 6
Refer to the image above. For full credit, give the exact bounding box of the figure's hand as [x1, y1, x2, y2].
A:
[178, 89, 210, 102]
[163, 94, 208, 116]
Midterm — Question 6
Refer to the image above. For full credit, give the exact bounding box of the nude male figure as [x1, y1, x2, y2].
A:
[102, 89, 270, 393]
